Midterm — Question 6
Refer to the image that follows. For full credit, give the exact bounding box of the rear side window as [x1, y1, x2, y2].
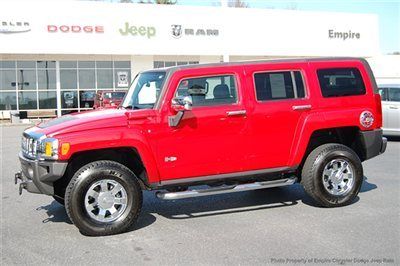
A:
[317, 68, 366, 97]
[254, 71, 305, 101]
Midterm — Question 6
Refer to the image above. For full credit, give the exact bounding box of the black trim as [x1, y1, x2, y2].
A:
[18, 152, 68, 195]
[359, 129, 386, 160]
[149, 166, 297, 189]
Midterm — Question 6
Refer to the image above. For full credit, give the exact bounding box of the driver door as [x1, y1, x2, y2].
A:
[154, 72, 249, 181]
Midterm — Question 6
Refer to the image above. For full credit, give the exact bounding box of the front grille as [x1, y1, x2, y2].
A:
[21, 135, 38, 159]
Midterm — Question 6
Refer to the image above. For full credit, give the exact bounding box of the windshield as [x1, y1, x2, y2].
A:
[122, 71, 166, 109]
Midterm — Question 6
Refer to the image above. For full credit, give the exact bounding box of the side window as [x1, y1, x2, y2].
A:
[388, 88, 400, 102]
[254, 71, 305, 101]
[176, 75, 237, 107]
[317, 68, 366, 97]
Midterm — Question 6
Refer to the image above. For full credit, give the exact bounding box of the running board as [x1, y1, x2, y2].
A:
[156, 176, 297, 200]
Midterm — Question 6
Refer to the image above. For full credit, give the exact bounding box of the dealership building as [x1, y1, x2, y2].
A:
[0, 0, 398, 118]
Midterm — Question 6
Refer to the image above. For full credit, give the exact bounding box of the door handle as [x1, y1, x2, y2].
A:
[389, 106, 399, 109]
[292, 105, 312, 111]
[227, 110, 247, 116]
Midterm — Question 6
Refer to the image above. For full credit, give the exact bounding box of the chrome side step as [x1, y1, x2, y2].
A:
[156, 176, 297, 200]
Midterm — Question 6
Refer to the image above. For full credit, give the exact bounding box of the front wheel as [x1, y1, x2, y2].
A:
[65, 160, 142, 236]
[301, 144, 363, 207]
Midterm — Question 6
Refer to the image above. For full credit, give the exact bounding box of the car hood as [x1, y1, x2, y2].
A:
[27, 109, 128, 138]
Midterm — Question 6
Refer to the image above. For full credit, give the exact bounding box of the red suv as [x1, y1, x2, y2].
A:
[93, 90, 126, 109]
[15, 58, 386, 236]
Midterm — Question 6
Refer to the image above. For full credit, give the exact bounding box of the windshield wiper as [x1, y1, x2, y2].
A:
[123, 105, 141, 110]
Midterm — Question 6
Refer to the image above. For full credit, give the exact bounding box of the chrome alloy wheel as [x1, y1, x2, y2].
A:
[84, 179, 128, 223]
[322, 159, 355, 196]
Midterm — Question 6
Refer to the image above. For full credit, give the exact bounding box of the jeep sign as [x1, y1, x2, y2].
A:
[119, 22, 156, 38]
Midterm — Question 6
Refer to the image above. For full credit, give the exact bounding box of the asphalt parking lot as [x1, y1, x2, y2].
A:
[1, 124, 399, 265]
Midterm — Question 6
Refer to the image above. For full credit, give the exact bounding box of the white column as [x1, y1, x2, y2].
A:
[222, 54, 230, 62]
[131, 55, 154, 78]
[55, 61, 62, 117]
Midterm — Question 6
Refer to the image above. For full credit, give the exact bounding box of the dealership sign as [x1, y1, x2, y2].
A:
[47, 25, 104, 33]
[0, 21, 30, 34]
[119, 22, 156, 38]
[328, 29, 361, 40]
[171, 24, 219, 38]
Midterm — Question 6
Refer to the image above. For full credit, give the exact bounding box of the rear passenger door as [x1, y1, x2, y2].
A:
[244, 65, 311, 170]
[386, 87, 400, 132]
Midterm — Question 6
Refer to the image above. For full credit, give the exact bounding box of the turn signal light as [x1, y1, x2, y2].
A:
[61, 143, 70, 155]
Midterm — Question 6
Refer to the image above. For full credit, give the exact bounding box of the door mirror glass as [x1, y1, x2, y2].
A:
[171, 96, 193, 112]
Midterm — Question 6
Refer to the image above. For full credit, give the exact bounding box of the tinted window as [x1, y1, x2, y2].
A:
[388, 88, 400, 102]
[176, 75, 237, 107]
[317, 68, 365, 97]
[254, 71, 305, 101]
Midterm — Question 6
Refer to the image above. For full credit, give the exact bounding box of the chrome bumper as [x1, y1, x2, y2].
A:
[15, 152, 68, 195]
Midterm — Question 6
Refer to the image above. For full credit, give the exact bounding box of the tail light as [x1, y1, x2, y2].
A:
[374, 93, 383, 128]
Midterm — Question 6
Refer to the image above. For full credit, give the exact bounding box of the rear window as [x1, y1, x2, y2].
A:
[317, 68, 366, 97]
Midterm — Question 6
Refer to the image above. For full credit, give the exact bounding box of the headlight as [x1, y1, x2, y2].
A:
[37, 138, 59, 160]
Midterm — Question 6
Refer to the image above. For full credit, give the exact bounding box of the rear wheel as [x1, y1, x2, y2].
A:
[301, 144, 363, 207]
[65, 160, 142, 236]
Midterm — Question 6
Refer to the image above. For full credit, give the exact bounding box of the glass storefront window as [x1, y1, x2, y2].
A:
[1, 70, 17, 90]
[80, 90, 96, 109]
[39, 91, 57, 109]
[37, 61, 56, 69]
[17, 61, 36, 69]
[1, 61, 16, 68]
[60, 69, 78, 90]
[78, 61, 95, 68]
[97, 69, 113, 89]
[165, 61, 176, 67]
[60, 61, 77, 68]
[0, 92, 17, 110]
[96, 61, 113, 68]
[153, 61, 164, 68]
[114, 61, 130, 68]
[61, 91, 78, 108]
[17, 70, 36, 90]
[38, 69, 56, 90]
[18, 91, 37, 110]
[1, 60, 132, 112]
[79, 69, 96, 89]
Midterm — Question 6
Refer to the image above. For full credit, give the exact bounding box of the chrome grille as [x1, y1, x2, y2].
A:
[21, 135, 38, 159]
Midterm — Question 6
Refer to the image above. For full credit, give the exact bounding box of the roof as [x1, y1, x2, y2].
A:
[146, 57, 365, 73]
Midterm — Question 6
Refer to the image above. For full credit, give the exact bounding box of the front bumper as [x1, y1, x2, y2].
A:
[359, 129, 387, 161]
[15, 152, 68, 195]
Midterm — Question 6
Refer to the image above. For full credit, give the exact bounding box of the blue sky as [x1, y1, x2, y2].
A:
[177, 0, 400, 54]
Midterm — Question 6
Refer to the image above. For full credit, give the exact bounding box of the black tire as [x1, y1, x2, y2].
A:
[65, 160, 142, 236]
[52, 195, 65, 205]
[301, 143, 363, 207]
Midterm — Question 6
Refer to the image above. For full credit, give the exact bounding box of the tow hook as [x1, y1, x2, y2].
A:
[15, 172, 22, 185]
[15, 172, 26, 195]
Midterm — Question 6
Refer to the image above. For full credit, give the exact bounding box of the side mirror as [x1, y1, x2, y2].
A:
[169, 96, 193, 127]
[171, 96, 193, 112]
